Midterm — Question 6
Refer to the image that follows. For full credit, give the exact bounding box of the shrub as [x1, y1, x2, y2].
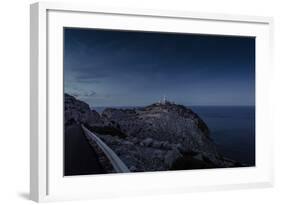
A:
[89, 125, 128, 139]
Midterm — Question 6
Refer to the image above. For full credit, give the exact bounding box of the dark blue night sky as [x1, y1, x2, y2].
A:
[64, 28, 255, 107]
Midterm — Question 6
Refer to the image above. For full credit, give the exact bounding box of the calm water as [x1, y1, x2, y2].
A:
[94, 105, 255, 166]
[191, 106, 255, 166]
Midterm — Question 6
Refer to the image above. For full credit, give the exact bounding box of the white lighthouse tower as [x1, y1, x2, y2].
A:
[158, 95, 167, 104]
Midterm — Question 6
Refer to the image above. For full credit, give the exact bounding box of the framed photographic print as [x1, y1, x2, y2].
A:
[30, 2, 274, 202]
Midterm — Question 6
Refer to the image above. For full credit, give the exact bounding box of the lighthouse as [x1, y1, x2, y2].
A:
[159, 95, 167, 104]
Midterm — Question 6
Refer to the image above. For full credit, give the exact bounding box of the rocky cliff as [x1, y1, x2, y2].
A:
[64, 93, 101, 126]
[64, 93, 240, 173]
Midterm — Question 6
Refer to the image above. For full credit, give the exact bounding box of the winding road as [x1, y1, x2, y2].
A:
[64, 124, 130, 175]
[64, 124, 105, 176]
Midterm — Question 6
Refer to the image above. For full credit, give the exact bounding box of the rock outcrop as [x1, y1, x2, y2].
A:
[64, 93, 101, 126]
[102, 102, 216, 154]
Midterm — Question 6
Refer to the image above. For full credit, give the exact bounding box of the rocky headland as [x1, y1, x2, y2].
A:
[64, 93, 241, 173]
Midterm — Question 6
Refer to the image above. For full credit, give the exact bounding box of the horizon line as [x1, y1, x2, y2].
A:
[90, 104, 255, 108]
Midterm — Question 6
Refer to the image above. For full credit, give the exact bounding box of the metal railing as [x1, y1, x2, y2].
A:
[81, 124, 130, 173]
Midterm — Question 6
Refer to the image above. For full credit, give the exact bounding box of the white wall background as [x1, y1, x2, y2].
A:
[0, 0, 280, 204]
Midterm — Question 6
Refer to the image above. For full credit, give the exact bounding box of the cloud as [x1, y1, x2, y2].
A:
[68, 90, 97, 98]
[84, 91, 97, 97]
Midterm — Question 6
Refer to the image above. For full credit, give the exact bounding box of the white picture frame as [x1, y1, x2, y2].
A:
[30, 1, 274, 202]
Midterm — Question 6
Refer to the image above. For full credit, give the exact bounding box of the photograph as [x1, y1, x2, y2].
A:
[63, 27, 255, 176]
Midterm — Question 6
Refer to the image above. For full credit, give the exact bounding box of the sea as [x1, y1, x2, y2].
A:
[94, 105, 255, 166]
[191, 106, 255, 166]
